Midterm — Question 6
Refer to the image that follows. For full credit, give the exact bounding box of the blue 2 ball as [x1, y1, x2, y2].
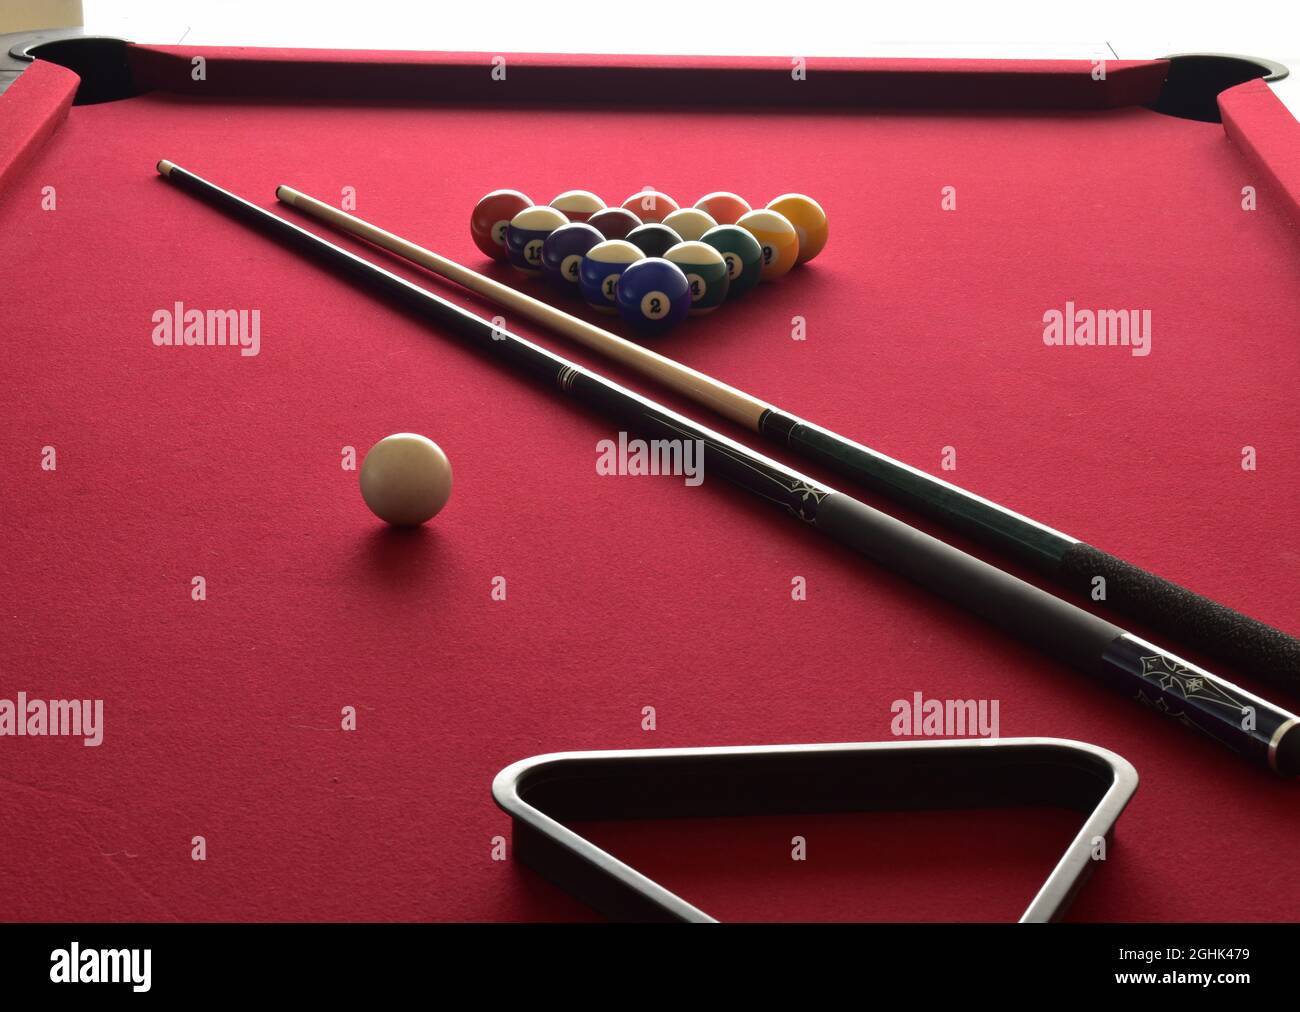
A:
[615, 257, 691, 337]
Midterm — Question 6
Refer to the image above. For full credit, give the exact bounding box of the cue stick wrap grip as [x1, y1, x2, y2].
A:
[1058, 543, 1300, 687]
[815, 493, 1124, 668]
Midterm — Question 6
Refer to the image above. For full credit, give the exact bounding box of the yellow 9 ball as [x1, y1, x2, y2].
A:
[766, 193, 828, 264]
[736, 209, 799, 281]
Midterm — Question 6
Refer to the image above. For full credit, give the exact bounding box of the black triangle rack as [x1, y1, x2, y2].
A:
[492, 737, 1138, 922]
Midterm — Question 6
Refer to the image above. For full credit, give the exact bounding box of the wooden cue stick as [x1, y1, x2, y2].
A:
[276, 184, 1300, 692]
[158, 160, 1300, 777]
[276, 186, 766, 428]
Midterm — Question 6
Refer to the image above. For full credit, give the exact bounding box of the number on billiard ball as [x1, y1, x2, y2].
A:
[699, 224, 763, 298]
[470, 189, 533, 261]
[578, 239, 644, 314]
[735, 209, 799, 281]
[615, 257, 691, 337]
[505, 205, 570, 275]
[664, 240, 730, 314]
[541, 222, 604, 291]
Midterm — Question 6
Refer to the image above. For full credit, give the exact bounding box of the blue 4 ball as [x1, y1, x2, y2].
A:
[615, 258, 692, 337]
[541, 222, 605, 290]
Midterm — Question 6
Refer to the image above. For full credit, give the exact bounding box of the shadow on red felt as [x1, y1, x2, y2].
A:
[355, 524, 441, 590]
[568, 806, 1089, 922]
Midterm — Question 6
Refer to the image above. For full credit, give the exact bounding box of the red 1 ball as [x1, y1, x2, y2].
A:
[470, 189, 533, 261]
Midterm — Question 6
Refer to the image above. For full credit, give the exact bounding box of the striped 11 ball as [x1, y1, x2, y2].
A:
[541, 222, 605, 291]
[664, 241, 730, 314]
[736, 209, 799, 280]
[505, 205, 570, 274]
[470, 189, 533, 261]
[616, 258, 692, 337]
[578, 239, 644, 314]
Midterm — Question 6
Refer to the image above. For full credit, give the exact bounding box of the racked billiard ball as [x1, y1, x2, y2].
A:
[471, 189, 533, 261]
[549, 189, 605, 223]
[620, 189, 679, 224]
[694, 191, 751, 225]
[736, 208, 799, 280]
[616, 258, 691, 337]
[541, 222, 605, 291]
[587, 206, 642, 241]
[626, 222, 683, 259]
[664, 241, 730, 314]
[505, 205, 569, 274]
[360, 433, 453, 526]
[661, 207, 718, 243]
[766, 193, 828, 263]
[578, 239, 644, 314]
[700, 224, 763, 298]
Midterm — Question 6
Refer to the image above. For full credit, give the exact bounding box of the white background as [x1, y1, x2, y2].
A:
[78, 0, 1296, 62]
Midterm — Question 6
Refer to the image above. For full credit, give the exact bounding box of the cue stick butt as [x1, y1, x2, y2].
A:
[1058, 543, 1300, 688]
[1275, 719, 1300, 777]
[814, 491, 1124, 667]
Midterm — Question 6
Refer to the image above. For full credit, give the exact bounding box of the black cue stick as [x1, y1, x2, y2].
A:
[156, 160, 1300, 777]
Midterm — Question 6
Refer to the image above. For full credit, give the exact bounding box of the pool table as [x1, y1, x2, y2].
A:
[1, 37, 1299, 924]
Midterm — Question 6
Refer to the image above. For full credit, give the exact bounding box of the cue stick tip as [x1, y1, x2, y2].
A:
[276, 185, 298, 206]
[156, 159, 176, 177]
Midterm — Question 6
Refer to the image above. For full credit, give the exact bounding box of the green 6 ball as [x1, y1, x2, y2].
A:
[700, 224, 763, 298]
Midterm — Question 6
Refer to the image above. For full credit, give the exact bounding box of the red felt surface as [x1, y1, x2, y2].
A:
[1219, 78, 1300, 224]
[1, 52, 1299, 922]
[0, 60, 75, 191]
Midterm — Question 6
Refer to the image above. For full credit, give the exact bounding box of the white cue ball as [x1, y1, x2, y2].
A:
[359, 433, 453, 526]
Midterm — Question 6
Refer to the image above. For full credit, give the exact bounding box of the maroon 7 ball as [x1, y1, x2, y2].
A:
[587, 206, 642, 241]
[470, 189, 533, 261]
